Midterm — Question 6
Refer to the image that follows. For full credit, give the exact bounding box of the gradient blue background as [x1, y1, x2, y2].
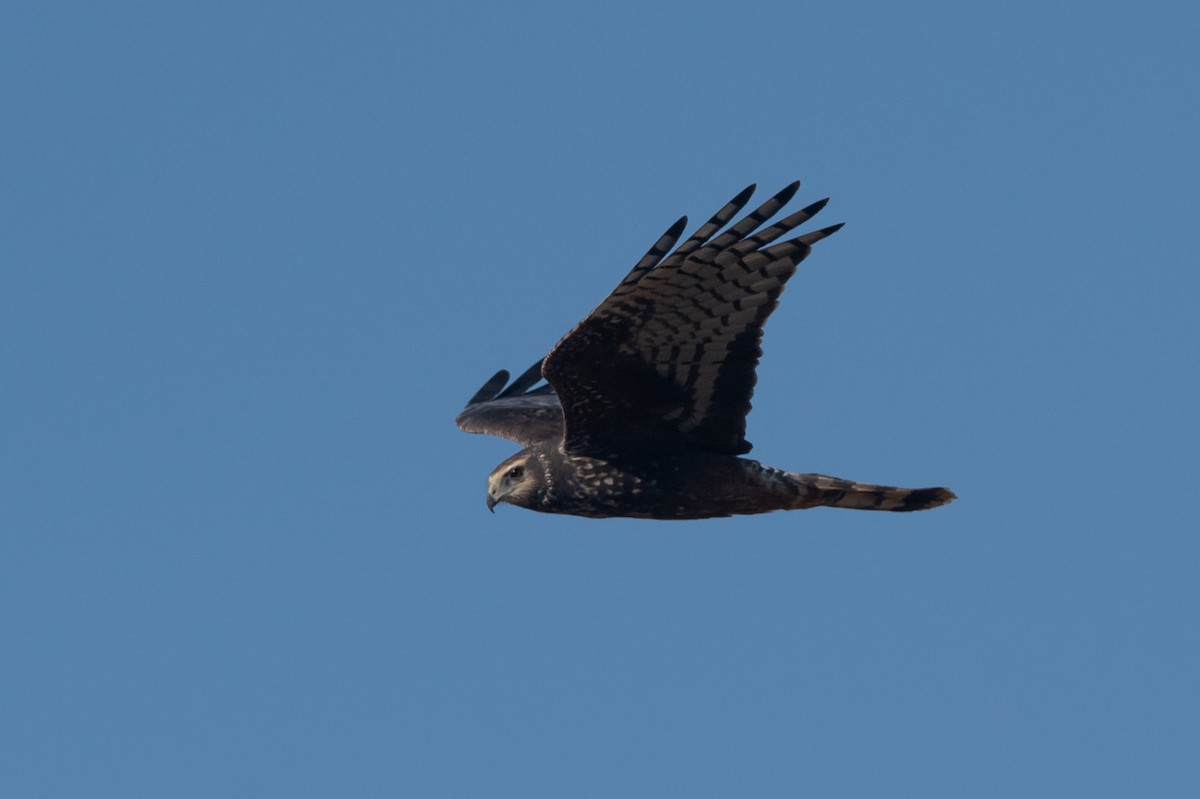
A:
[3, 2, 1197, 796]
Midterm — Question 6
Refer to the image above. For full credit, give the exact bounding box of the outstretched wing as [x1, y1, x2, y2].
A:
[543, 182, 842, 458]
[455, 360, 562, 447]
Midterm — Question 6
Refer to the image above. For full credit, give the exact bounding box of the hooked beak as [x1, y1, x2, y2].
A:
[486, 491, 498, 513]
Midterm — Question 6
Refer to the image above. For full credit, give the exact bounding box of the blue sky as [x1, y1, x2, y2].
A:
[2, 1, 1197, 796]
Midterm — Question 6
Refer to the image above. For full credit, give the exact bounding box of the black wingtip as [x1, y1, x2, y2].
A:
[466, 369, 509, 406]
[779, 179, 802, 200]
[732, 184, 757, 206]
[805, 197, 831, 215]
[793, 221, 845, 248]
[665, 216, 688, 239]
[498, 359, 547, 398]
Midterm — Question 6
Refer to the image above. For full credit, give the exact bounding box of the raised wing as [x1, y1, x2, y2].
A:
[543, 182, 842, 458]
[455, 360, 563, 447]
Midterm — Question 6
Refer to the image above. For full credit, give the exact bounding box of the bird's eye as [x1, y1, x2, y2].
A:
[508, 465, 524, 479]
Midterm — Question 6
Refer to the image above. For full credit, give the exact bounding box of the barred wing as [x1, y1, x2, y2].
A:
[543, 182, 842, 458]
[455, 360, 562, 447]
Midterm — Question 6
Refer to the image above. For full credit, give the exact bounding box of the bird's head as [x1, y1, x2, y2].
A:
[486, 449, 546, 512]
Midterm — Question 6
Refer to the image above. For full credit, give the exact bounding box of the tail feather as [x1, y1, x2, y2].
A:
[794, 473, 956, 512]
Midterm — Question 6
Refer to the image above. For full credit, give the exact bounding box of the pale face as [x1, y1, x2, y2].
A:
[486, 450, 541, 511]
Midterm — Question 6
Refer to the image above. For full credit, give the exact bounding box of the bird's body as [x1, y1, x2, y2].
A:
[489, 445, 787, 519]
[489, 443, 952, 519]
[457, 182, 955, 520]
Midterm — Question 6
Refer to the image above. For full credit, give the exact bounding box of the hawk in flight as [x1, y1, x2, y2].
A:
[456, 182, 955, 519]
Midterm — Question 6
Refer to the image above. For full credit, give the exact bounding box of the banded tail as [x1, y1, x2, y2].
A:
[793, 473, 956, 512]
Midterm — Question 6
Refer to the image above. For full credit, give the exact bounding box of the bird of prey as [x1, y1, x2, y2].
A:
[456, 182, 955, 519]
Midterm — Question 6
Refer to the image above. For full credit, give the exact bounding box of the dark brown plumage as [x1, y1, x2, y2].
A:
[456, 182, 955, 519]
